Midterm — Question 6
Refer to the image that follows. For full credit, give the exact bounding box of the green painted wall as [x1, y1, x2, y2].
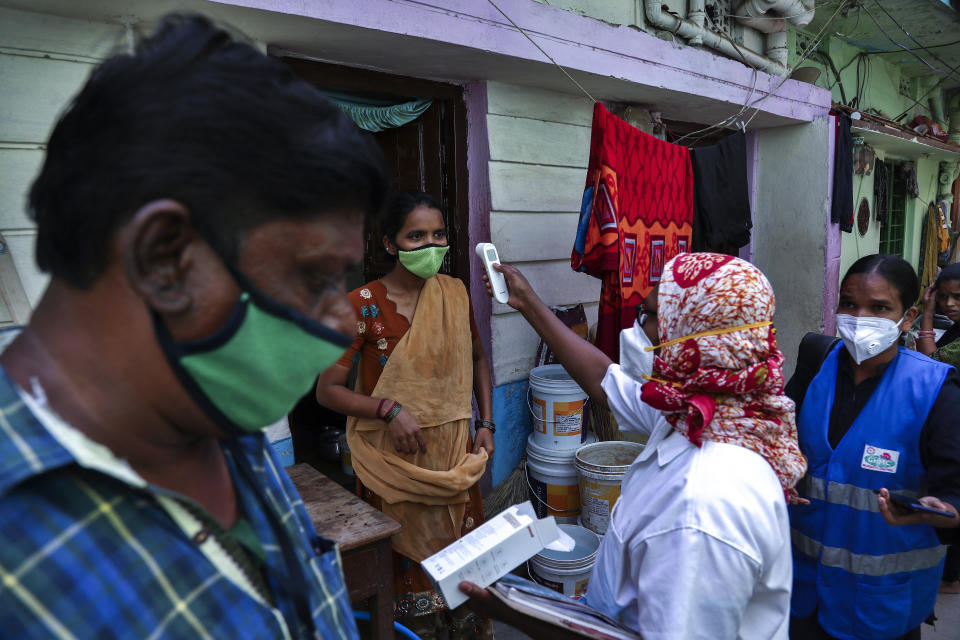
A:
[794, 33, 945, 280]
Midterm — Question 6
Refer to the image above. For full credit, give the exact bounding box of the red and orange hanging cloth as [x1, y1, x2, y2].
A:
[572, 102, 694, 360]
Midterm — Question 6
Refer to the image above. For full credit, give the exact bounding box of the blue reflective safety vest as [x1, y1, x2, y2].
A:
[789, 344, 950, 640]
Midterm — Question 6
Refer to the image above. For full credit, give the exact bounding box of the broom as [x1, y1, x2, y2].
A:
[482, 459, 530, 519]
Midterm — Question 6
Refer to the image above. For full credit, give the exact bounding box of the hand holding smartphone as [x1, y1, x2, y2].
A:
[879, 491, 956, 518]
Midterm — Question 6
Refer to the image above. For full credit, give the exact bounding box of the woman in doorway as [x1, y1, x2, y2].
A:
[916, 262, 960, 594]
[316, 191, 494, 639]
[788, 254, 960, 639]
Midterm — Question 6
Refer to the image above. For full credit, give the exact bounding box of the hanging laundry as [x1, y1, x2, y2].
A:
[873, 160, 889, 226]
[831, 111, 854, 233]
[937, 202, 951, 267]
[853, 142, 875, 176]
[572, 102, 693, 360]
[900, 161, 920, 198]
[690, 131, 752, 253]
[920, 203, 942, 288]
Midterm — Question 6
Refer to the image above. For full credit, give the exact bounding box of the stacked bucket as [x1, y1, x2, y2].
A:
[526, 364, 644, 597]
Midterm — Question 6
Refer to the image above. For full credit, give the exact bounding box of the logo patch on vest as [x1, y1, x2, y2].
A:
[861, 445, 899, 473]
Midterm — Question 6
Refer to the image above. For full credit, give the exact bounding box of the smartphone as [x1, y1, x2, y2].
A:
[881, 491, 956, 518]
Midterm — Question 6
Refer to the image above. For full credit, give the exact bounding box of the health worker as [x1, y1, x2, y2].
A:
[787, 253, 960, 640]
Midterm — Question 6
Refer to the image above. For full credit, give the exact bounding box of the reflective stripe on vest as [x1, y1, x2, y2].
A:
[792, 529, 946, 577]
[798, 475, 918, 513]
[789, 346, 952, 630]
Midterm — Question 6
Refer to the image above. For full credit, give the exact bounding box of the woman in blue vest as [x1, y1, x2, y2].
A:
[787, 254, 960, 640]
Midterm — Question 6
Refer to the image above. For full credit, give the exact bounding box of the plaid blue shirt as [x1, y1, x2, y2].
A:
[0, 366, 359, 639]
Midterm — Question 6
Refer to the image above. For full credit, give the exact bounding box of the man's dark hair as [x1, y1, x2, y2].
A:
[842, 253, 920, 312]
[29, 14, 389, 288]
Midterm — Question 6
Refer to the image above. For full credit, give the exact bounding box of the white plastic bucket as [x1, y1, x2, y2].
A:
[529, 364, 588, 450]
[529, 524, 601, 598]
[575, 441, 644, 535]
[526, 432, 597, 524]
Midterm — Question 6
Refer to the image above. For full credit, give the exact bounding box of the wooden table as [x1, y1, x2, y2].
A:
[287, 464, 402, 640]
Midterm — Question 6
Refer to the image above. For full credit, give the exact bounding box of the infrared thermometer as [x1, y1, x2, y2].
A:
[475, 243, 509, 304]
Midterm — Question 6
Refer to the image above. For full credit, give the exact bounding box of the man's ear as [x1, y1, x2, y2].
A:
[122, 199, 198, 315]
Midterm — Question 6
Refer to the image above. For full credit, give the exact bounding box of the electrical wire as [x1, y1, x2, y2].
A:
[740, 0, 852, 128]
[814, 50, 848, 104]
[485, 0, 598, 103]
[893, 58, 960, 122]
[832, 2, 862, 38]
[653, 6, 767, 145]
[860, 3, 960, 84]
[866, 39, 960, 54]
[870, 0, 960, 73]
[671, 0, 850, 144]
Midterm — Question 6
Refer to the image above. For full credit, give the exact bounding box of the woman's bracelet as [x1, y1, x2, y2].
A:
[383, 401, 402, 424]
[917, 330, 937, 340]
[376, 398, 389, 419]
[476, 419, 496, 434]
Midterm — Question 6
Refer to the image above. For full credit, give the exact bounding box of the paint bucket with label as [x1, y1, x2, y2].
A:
[528, 524, 601, 598]
[575, 441, 644, 535]
[526, 431, 597, 524]
[528, 364, 588, 450]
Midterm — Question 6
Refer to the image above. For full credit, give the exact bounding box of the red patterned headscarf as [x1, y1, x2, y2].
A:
[640, 253, 806, 493]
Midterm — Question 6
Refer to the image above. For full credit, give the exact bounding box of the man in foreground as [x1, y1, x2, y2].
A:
[0, 14, 387, 639]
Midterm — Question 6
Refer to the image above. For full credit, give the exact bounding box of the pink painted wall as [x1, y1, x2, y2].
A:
[215, 0, 830, 124]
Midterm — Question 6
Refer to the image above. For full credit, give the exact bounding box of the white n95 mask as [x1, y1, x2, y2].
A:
[620, 319, 655, 382]
[836, 313, 906, 365]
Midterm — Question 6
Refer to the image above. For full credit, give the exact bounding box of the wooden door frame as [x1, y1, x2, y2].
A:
[280, 57, 472, 285]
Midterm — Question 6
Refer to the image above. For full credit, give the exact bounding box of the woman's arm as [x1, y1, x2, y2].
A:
[487, 264, 612, 403]
[917, 283, 938, 356]
[315, 365, 427, 454]
[471, 330, 495, 454]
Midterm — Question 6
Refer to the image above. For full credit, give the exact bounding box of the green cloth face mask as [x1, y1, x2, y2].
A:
[154, 267, 352, 434]
[398, 244, 449, 279]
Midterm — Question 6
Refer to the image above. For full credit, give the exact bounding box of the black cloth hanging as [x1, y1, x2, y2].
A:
[901, 161, 920, 198]
[874, 160, 889, 226]
[831, 112, 854, 233]
[690, 132, 752, 252]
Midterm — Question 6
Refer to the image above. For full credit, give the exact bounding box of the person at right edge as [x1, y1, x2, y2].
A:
[786, 254, 960, 640]
[916, 262, 960, 595]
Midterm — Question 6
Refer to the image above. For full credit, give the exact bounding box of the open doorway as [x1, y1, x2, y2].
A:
[282, 58, 471, 286]
[280, 57, 472, 475]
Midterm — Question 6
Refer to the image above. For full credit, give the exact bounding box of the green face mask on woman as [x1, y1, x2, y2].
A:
[153, 264, 352, 434]
[398, 244, 449, 279]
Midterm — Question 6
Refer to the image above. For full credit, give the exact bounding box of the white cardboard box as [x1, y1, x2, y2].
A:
[420, 501, 560, 609]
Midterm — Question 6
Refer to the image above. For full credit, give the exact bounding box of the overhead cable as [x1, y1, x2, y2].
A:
[485, 0, 598, 103]
[860, 3, 960, 84]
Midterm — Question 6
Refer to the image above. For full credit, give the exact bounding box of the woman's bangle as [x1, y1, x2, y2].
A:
[917, 330, 936, 340]
[476, 419, 496, 434]
[383, 402, 402, 424]
[376, 398, 389, 419]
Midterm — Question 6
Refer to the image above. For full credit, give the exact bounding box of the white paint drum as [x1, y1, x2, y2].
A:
[575, 441, 644, 535]
[529, 364, 588, 450]
[526, 431, 598, 524]
[529, 524, 601, 598]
